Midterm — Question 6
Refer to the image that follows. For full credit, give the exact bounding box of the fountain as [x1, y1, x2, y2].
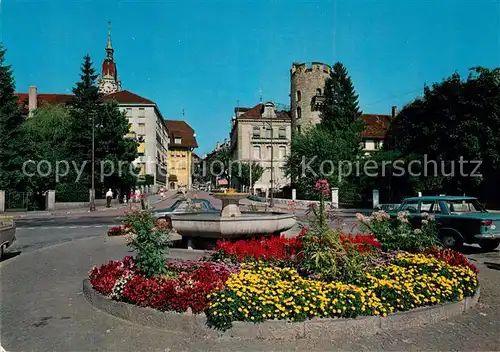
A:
[170, 188, 296, 249]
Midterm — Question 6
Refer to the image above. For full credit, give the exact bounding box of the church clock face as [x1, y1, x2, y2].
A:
[102, 81, 115, 94]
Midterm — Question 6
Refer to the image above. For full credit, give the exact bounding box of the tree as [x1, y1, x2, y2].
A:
[231, 162, 264, 188]
[96, 100, 138, 195]
[284, 126, 352, 200]
[0, 43, 28, 191]
[384, 67, 500, 206]
[68, 55, 138, 197]
[23, 104, 72, 193]
[320, 62, 365, 155]
[68, 55, 102, 189]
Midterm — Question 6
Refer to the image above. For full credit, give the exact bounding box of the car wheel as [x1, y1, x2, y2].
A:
[439, 231, 463, 250]
[164, 216, 173, 230]
[479, 239, 500, 252]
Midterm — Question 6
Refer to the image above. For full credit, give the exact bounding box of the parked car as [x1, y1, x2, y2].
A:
[388, 196, 500, 251]
[152, 198, 219, 229]
[0, 217, 16, 259]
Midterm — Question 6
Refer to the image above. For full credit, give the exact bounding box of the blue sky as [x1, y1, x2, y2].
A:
[2, 0, 499, 155]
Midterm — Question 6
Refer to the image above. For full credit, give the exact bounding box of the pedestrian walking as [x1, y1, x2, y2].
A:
[106, 188, 113, 208]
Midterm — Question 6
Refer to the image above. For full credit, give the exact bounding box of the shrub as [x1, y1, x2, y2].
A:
[124, 210, 171, 277]
[357, 211, 438, 252]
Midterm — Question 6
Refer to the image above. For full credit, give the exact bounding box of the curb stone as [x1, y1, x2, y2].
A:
[83, 279, 480, 341]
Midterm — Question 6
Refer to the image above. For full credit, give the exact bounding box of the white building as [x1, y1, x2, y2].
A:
[229, 102, 292, 193]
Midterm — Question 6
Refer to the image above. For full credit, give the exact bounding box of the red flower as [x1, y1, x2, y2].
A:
[425, 247, 478, 273]
[89, 256, 136, 295]
[340, 233, 381, 254]
[215, 235, 303, 263]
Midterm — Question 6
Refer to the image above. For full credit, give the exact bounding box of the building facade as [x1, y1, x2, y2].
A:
[165, 120, 198, 190]
[229, 102, 292, 192]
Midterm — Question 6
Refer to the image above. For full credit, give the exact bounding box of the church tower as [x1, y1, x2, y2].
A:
[98, 21, 121, 94]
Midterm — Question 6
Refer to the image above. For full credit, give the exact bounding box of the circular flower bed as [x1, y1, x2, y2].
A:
[88, 235, 479, 332]
[90, 183, 480, 335]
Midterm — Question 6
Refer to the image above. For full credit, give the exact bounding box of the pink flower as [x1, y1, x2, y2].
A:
[314, 179, 330, 197]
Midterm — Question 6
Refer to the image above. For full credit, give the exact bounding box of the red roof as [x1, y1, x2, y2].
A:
[237, 104, 291, 120]
[15, 93, 73, 112]
[14, 89, 155, 111]
[361, 114, 390, 139]
[165, 120, 198, 149]
[103, 90, 155, 104]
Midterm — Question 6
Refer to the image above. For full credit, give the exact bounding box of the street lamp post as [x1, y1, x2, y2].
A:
[90, 111, 96, 211]
[263, 121, 274, 208]
[248, 131, 253, 195]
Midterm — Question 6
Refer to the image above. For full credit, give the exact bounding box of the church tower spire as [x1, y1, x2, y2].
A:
[98, 20, 121, 94]
[106, 21, 113, 55]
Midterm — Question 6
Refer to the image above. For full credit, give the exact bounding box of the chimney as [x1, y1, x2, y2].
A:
[391, 106, 398, 119]
[28, 85, 37, 117]
[262, 102, 276, 119]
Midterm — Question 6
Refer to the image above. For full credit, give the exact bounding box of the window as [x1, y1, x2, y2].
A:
[279, 146, 286, 159]
[265, 127, 272, 139]
[296, 90, 301, 102]
[297, 107, 302, 119]
[253, 146, 261, 159]
[278, 127, 286, 139]
[420, 201, 442, 214]
[316, 88, 322, 96]
[400, 201, 419, 214]
[175, 138, 182, 144]
[138, 123, 146, 134]
[252, 126, 260, 138]
[266, 146, 272, 159]
[375, 140, 382, 150]
[138, 107, 145, 117]
[297, 125, 301, 134]
[125, 108, 132, 116]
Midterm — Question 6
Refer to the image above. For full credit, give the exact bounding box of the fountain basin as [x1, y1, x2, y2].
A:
[170, 211, 296, 239]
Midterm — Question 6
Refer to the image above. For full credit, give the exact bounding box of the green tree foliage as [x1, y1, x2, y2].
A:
[67, 55, 138, 196]
[284, 126, 351, 200]
[203, 146, 231, 184]
[23, 104, 72, 192]
[231, 162, 264, 188]
[0, 43, 28, 191]
[320, 62, 365, 155]
[384, 67, 500, 206]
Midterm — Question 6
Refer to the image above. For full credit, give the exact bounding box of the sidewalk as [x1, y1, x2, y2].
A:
[6, 191, 178, 219]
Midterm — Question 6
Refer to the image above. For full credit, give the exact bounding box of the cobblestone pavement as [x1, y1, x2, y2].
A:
[1, 235, 499, 351]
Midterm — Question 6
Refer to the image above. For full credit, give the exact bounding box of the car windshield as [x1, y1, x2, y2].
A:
[444, 199, 486, 213]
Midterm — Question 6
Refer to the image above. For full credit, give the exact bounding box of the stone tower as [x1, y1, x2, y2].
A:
[290, 62, 331, 134]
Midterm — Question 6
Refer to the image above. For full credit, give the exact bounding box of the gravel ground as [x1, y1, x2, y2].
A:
[1, 234, 499, 351]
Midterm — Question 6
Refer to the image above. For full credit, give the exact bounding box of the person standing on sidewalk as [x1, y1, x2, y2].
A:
[106, 188, 113, 208]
